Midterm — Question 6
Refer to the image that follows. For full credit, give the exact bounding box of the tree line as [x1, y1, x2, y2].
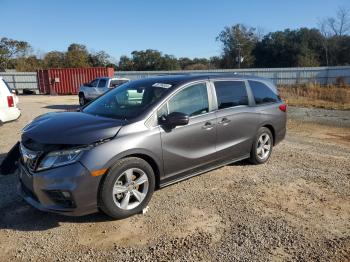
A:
[1, 7, 349, 72]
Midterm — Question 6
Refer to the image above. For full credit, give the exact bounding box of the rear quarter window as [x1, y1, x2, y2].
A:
[248, 80, 281, 105]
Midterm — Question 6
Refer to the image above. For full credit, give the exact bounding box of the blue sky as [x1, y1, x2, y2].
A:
[1, 0, 349, 60]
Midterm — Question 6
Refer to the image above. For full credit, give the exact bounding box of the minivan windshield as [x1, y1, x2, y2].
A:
[82, 80, 171, 120]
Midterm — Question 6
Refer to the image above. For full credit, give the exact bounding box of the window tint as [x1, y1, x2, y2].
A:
[249, 81, 280, 105]
[214, 81, 248, 109]
[98, 79, 107, 88]
[167, 83, 209, 117]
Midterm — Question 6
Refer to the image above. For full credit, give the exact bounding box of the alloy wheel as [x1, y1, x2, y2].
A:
[112, 168, 149, 210]
[256, 133, 271, 160]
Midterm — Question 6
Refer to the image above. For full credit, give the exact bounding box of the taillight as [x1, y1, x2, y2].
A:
[7, 96, 14, 107]
[279, 104, 287, 112]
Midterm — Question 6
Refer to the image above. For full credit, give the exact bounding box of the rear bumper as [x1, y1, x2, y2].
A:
[17, 162, 101, 216]
[0, 108, 21, 123]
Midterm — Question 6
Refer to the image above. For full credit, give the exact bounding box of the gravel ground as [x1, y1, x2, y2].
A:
[288, 106, 350, 127]
[0, 96, 349, 261]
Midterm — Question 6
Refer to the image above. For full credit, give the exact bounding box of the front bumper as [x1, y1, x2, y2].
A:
[18, 162, 102, 216]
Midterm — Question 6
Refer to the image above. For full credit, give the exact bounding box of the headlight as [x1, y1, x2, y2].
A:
[37, 147, 89, 171]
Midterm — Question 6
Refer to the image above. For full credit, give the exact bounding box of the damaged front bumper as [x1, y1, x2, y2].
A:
[17, 161, 102, 216]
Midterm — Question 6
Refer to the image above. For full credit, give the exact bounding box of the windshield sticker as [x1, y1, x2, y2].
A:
[152, 83, 172, 88]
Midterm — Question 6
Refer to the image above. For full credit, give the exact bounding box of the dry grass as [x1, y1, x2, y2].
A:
[278, 83, 350, 110]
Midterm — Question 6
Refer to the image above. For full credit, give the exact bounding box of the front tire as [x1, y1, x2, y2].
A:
[249, 127, 273, 165]
[79, 93, 86, 106]
[99, 157, 155, 219]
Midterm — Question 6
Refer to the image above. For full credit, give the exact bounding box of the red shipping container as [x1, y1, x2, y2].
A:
[37, 67, 114, 95]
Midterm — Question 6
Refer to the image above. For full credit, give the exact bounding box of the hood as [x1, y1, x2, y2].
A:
[22, 112, 124, 145]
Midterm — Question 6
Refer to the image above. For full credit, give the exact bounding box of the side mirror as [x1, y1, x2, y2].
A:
[160, 112, 189, 128]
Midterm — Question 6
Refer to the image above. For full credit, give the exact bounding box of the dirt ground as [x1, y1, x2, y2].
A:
[0, 95, 349, 261]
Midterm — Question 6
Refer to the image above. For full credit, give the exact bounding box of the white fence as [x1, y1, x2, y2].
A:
[0, 72, 37, 91]
[1, 66, 350, 92]
[115, 66, 350, 85]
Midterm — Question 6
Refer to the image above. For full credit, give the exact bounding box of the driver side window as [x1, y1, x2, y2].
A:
[165, 83, 209, 117]
[90, 79, 99, 87]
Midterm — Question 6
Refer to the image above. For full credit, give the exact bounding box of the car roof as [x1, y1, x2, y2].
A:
[129, 73, 270, 87]
[95, 77, 129, 80]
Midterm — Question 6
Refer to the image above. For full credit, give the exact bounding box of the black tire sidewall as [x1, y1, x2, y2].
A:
[99, 157, 155, 219]
[79, 93, 85, 106]
[250, 127, 273, 164]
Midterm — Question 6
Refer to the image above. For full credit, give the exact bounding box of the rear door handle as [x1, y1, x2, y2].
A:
[202, 122, 214, 130]
[219, 118, 231, 125]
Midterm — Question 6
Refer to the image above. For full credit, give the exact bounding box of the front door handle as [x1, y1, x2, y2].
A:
[202, 122, 214, 130]
[219, 117, 231, 126]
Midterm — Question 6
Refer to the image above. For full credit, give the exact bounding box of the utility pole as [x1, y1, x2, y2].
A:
[237, 43, 241, 69]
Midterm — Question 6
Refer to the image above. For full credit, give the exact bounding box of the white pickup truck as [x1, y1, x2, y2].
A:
[78, 77, 129, 106]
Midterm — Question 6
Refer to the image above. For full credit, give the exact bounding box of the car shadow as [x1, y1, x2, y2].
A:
[228, 159, 252, 166]
[43, 105, 80, 111]
[0, 201, 113, 232]
[0, 153, 6, 165]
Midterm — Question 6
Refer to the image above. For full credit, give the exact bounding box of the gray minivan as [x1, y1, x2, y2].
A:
[2, 74, 286, 219]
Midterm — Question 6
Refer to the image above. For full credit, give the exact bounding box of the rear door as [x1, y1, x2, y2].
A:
[159, 81, 217, 180]
[212, 80, 258, 162]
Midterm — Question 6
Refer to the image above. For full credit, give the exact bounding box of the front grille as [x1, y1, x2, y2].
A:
[20, 143, 42, 172]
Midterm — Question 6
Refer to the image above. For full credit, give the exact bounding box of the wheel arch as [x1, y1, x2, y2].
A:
[100, 149, 163, 190]
[124, 153, 161, 190]
[261, 124, 276, 145]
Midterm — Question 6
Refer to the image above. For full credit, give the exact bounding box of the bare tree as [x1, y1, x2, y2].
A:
[318, 19, 331, 65]
[318, 7, 350, 65]
[323, 7, 350, 36]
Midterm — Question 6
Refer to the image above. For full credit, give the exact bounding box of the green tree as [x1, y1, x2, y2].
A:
[43, 51, 65, 68]
[216, 24, 258, 68]
[89, 51, 111, 67]
[0, 37, 31, 70]
[118, 55, 134, 71]
[15, 56, 42, 71]
[253, 28, 324, 67]
[65, 43, 90, 67]
[129, 49, 179, 71]
[160, 54, 180, 70]
[209, 56, 222, 69]
[131, 49, 163, 70]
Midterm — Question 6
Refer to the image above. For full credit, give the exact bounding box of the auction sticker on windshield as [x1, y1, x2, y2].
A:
[152, 83, 172, 88]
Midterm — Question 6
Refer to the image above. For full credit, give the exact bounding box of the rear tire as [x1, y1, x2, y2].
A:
[99, 157, 155, 219]
[249, 127, 273, 165]
[79, 93, 86, 106]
